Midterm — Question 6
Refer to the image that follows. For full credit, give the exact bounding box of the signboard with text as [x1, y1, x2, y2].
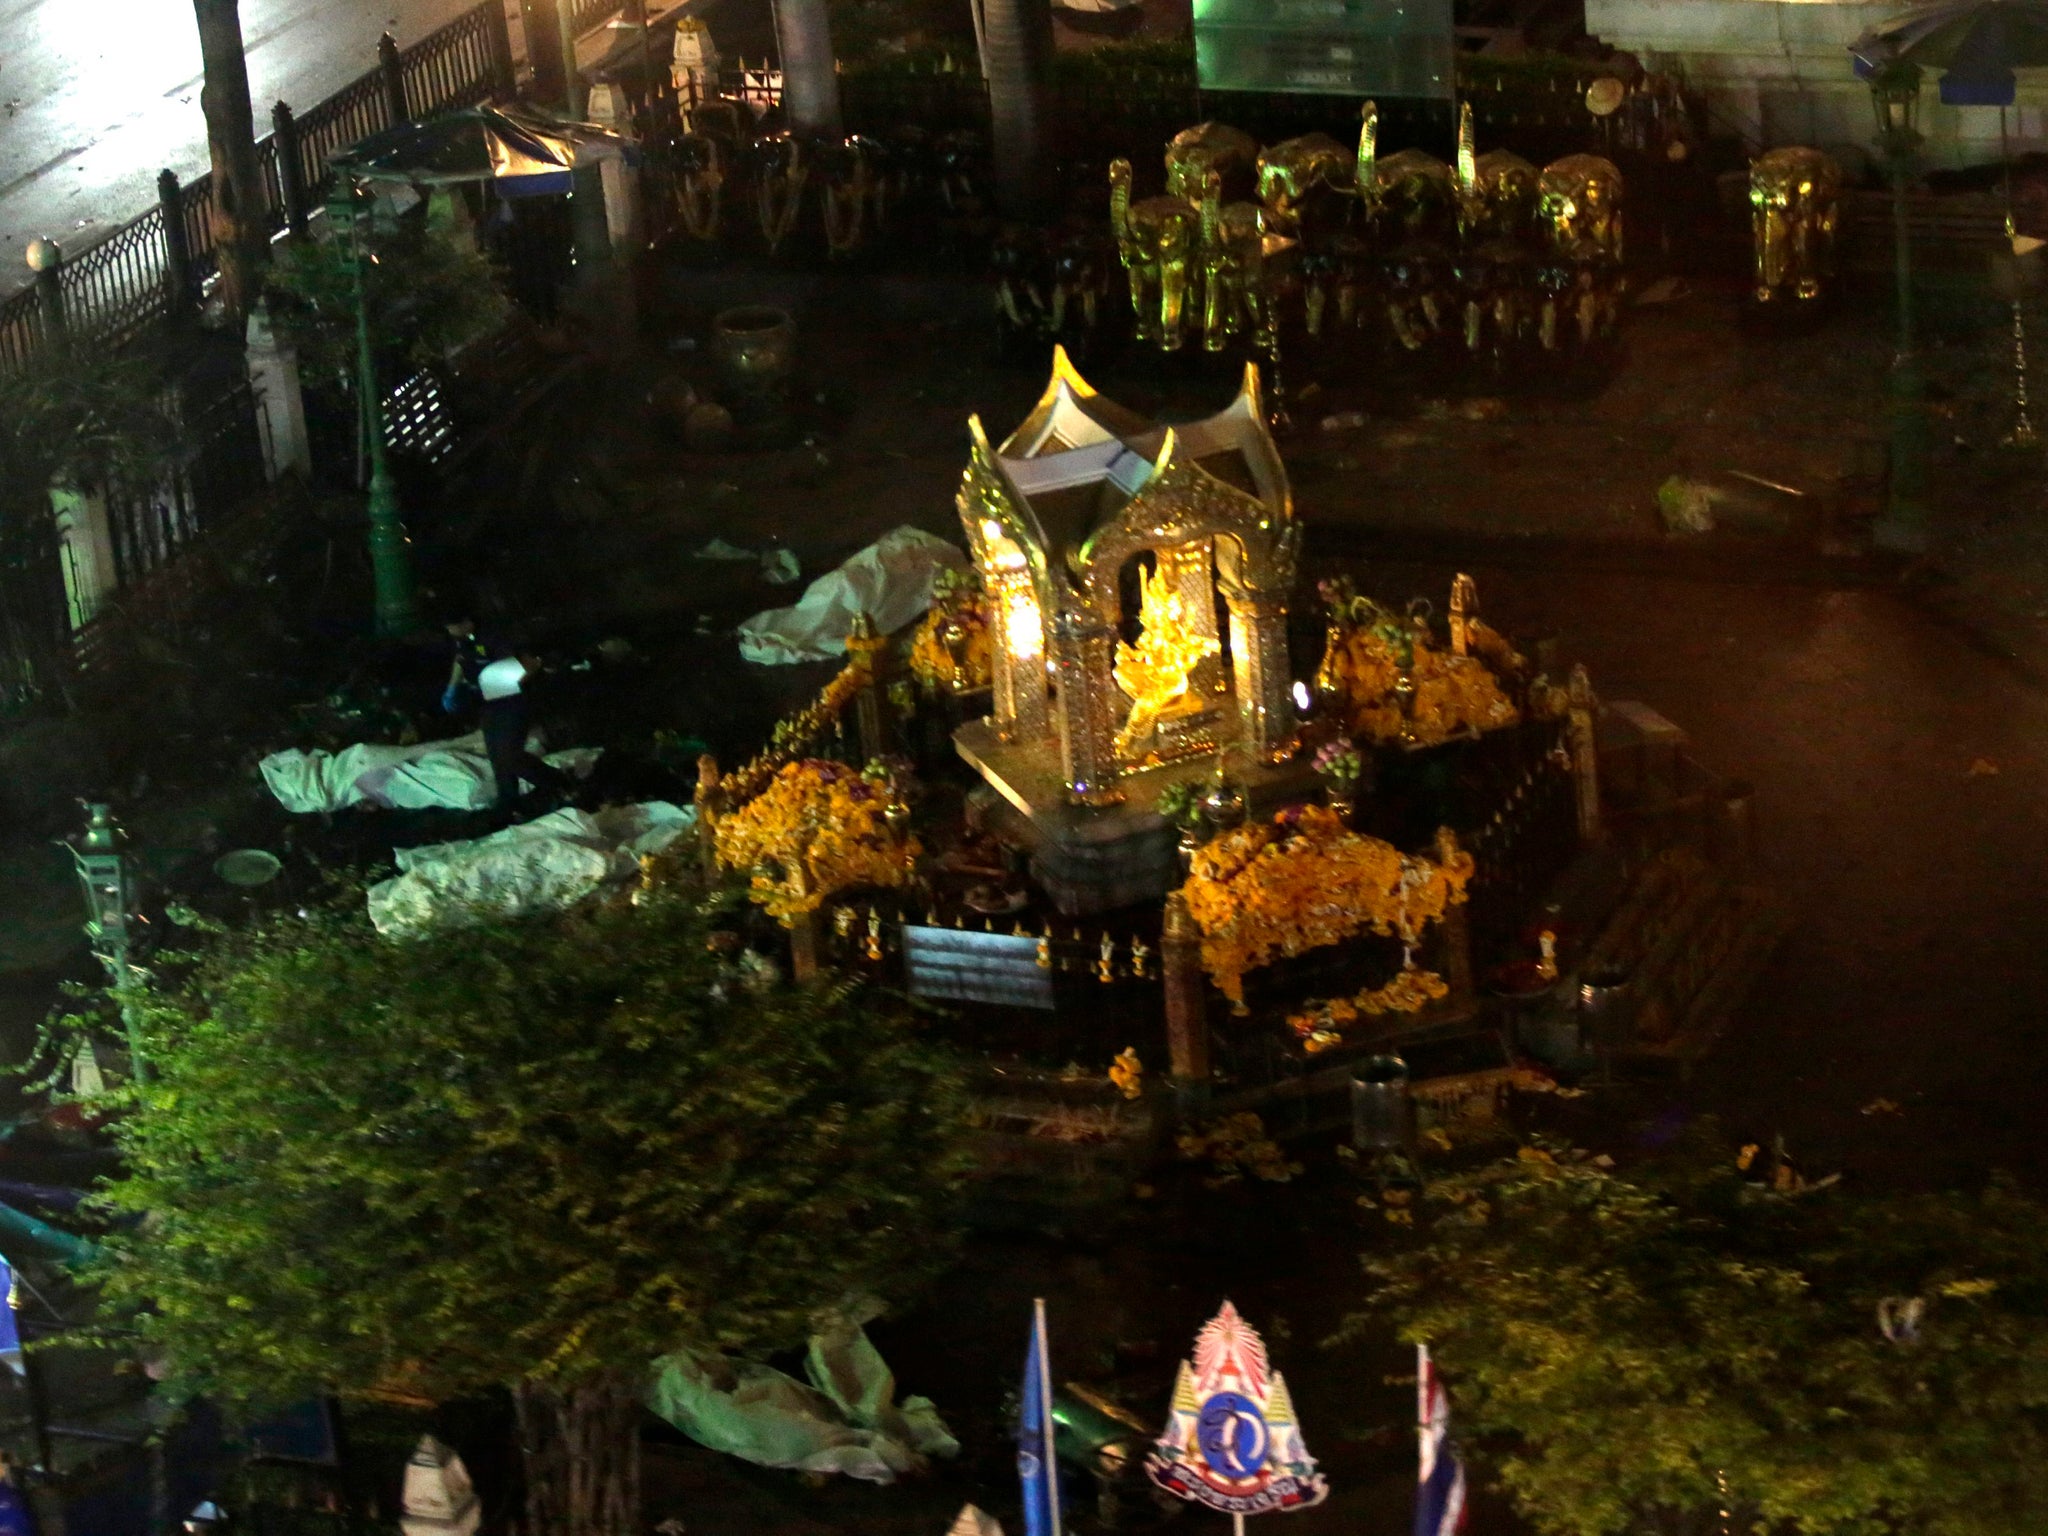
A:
[1193, 0, 1453, 99]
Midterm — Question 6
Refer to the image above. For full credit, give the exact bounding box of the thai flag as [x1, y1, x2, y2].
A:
[0, 1259, 23, 1378]
[1018, 1299, 1063, 1536]
[1415, 1344, 1468, 1536]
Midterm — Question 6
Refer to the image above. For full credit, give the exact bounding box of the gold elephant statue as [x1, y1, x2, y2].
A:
[1471, 149, 1541, 243]
[1749, 147, 1842, 303]
[1538, 154, 1624, 262]
[1256, 132, 1353, 232]
[1164, 121, 1261, 205]
[1196, 169, 1273, 353]
[1110, 157, 1199, 350]
[1373, 149, 1459, 240]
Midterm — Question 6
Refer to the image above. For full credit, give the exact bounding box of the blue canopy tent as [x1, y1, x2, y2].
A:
[1849, 0, 2048, 105]
[329, 103, 638, 196]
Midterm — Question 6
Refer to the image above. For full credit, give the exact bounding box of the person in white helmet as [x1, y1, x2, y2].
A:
[476, 654, 570, 814]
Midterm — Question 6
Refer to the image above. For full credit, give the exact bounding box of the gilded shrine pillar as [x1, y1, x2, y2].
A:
[989, 571, 1050, 745]
[1219, 577, 1293, 763]
[1051, 607, 1124, 805]
[1162, 892, 1212, 1085]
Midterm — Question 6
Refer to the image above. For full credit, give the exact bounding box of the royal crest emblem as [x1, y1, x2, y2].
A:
[1145, 1301, 1330, 1518]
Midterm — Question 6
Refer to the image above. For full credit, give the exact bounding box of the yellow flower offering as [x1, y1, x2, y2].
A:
[713, 759, 919, 926]
[1179, 805, 1473, 1008]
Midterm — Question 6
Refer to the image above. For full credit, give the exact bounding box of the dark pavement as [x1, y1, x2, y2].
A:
[0, 0, 517, 294]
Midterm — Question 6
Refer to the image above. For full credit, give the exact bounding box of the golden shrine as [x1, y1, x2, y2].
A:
[953, 347, 1307, 912]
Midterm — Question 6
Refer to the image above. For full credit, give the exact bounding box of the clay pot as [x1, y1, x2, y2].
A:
[709, 305, 796, 421]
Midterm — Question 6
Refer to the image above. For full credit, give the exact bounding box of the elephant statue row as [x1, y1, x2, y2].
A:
[991, 222, 1113, 358]
[1109, 102, 1628, 373]
[1749, 146, 1842, 306]
[663, 104, 993, 262]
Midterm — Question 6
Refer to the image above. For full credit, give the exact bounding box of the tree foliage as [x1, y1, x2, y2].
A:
[265, 195, 512, 394]
[86, 886, 976, 1412]
[1349, 1139, 2048, 1536]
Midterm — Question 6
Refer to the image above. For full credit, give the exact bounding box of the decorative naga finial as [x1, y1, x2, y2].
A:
[1109, 158, 1135, 254]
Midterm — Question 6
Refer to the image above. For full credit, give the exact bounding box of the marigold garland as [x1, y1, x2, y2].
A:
[1314, 583, 1521, 747]
[713, 759, 919, 925]
[1290, 967, 1451, 1054]
[1179, 804, 1472, 1008]
[907, 576, 994, 693]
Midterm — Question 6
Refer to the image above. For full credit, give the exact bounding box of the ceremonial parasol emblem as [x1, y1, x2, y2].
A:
[1145, 1302, 1329, 1524]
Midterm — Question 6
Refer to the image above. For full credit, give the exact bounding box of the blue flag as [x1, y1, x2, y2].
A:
[0, 1474, 33, 1536]
[0, 1259, 22, 1379]
[1415, 1345, 1468, 1536]
[1018, 1299, 1062, 1536]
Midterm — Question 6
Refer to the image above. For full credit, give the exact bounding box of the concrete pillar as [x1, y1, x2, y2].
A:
[772, 0, 842, 136]
[245, 298, 313, 481]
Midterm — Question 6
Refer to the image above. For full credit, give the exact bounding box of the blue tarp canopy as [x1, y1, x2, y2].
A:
[1850, 0, 2048, 105]
[331, 103, 637, 198]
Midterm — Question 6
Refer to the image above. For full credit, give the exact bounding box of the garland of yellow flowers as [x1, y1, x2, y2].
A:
[1289, 968, 1450, 1054]
[1180, 804, 1472, 1011]
[713, 759, 919, 925]
[1314, 589, 1519, 747]
[908, 571, 994, 693]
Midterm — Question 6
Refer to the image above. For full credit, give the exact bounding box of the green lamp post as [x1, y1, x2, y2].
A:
[71, 802, 147, 1085]
[328, 178, 421, 637]
[1870, 57, 1929, 554]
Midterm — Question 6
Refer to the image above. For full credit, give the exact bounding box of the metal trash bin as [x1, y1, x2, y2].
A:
[1576, 966, 1635, 1055]
[1350, 1054, 1413, 1152]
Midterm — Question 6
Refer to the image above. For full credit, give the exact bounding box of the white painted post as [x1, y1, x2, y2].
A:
[245, 298, 312, 481]
[49, 483, 118, 631]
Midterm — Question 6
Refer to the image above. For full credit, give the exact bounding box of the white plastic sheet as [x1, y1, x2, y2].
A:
[260, 734, 598, 814]
[736, 526, 966, 665]
[367, 802, 694, 935]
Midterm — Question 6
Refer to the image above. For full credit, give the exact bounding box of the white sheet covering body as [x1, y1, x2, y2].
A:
[260, 734, 599, 814]
[367, 802, 694, 934]
[736, 526, 965, 664]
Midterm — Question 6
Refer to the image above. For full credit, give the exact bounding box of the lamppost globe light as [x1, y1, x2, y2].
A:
[23, 237, 59, 273]
[1869, 57, 1925, 158]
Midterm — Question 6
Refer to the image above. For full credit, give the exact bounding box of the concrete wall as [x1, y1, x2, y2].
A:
[1587, 0, 2048, 168]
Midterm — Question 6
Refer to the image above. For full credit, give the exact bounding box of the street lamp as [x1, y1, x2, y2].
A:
[70, 804, 147, 1084]
[1869, 56, 1929, 554]
[326, 179, 421, 638]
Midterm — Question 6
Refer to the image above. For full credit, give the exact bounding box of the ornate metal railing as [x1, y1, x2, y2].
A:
[567, 0, 625, 38]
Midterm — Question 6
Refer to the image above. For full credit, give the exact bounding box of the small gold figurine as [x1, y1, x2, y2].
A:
[1036, 934, 1054, 970]
[865, 906, 884, 962]
[1535, 929, 1559, 984]
[1097, 932, 1117, 984]
[834, 906, 857, 939]
[1109, 1046, 1144, 1100]
[1129, 935, 1152, 979]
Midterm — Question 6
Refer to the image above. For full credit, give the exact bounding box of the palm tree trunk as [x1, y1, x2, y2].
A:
[773, 0, 842, 135]
[193, 0, 270, 331]
[980, 0, 1054, 220]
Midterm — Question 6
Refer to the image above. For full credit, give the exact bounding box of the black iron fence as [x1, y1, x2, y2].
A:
[0, 1, 516, 373]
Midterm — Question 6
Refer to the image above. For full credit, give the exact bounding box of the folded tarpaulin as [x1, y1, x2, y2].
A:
[260, 733, 600, 814]
[736, 526, 966, 665]
[648, 1315, 958, 1484]
[367, 801, 694, 935]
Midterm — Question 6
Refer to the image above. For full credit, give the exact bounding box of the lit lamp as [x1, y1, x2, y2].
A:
[1868, 55, 1928, 553]
[71, 804, 147, 1084]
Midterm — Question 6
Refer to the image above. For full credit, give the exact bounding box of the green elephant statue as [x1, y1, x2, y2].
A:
[1110, 157, 1199, 350]
[1256, 132, 1353, 233]
[1471, 149, 1541, 244]
[1196, 169, 1275, 353]
[1749, 146, 1842, 303]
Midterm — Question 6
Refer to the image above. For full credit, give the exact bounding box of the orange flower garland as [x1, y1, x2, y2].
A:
[713, 759, 919, 926]
[1180, 805, 1473, 1009]
[908, 573, 994, 693]
[1319, 623, 1519, 746]
[1289, 968, 1452, 1053]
